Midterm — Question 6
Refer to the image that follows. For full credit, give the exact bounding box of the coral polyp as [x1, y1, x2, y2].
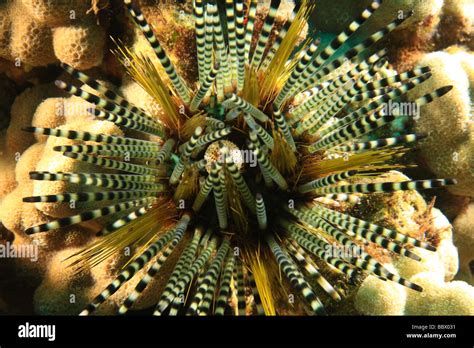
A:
[21, 0, 457, 316]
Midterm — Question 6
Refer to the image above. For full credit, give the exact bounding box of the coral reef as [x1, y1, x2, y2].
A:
[354, 265, 406, 315]
[312, 0, 473, 71]
[405, 272, 474, 315]
[354, 207, 472, 315]
[453, 203, 474, 285]
[0, 0, 107, 69]
[351, 171, 466, 315]
[408, 48, 474, 197]
[0, 0, 470, 318]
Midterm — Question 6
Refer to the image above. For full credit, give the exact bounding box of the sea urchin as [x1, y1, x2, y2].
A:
[22, 0, 456, 316]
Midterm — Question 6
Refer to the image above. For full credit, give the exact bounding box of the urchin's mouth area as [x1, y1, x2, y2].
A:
[17, 0, 459, 316]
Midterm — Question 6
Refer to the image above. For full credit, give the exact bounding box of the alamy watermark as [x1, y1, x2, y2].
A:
[0, 241, 39, 262]
[218, 149, 257, 168]
[324, 243, 363, 259]
[382, 100, 420, 119]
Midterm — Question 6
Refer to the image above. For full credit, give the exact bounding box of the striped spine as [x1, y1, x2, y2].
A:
[287, 209, 402, 283]
[310, 206, 421, 260]
[266, 233, 326, 315]
[248, 131, 288, 190]
[338, 133, 426, 152]
[285, 238, 341, 301]
[310, 204, 436, 250]
[22, 127, 157, 146]
[214, 253, 235, 315]
[290, 49, 386, 120]
[309, 85, 452, 151]
[195, 127, 232, 148]
[359, 66, 431, 93]
[244, 114, 274, 150]
[23, 190, 158, 203]
[153, 228, 204, 315]
[62, 152, 162, 176]
[235, 0, 246, 91]
[224, 153, 256, 212]
[255, 193, 267, 230]
[289, 0, 382, 95]
[26, 198, 154, 234]
[204, 3, 215, 82]
[244, 0, 258, 61]
[99, 204, 152, 236]
[55, 80, 161, 131]
[189, 239, 230, 315]
[60, 63, 152, 121]
[117, 217, 188, 314]
[225, 0, 238, 81]
[247, 271, 265, 315]
[223, 93, 269, 122]
[124, 0, 190, 103]
[210, 0, 232, 90]
[286, 224, 359, 279]
[192, 176, 214, 212]
[260, 2, 298, 70]
[298, 170, 357, 194]
[292, 12, 413, 95]
[308, 115, 396, 153]
[311, 179, 457, 195]
[206, 117, 226, 129]
[53, 144, 160, 154]
[273, 37, 319, 107]
[29, 172, 161, 191]
[307, 73, 431, 135]
[154, 236, 218, 315]
[210, 162, 228, 229]
[235, 259, 246, 315]
[156, 139, 175, 165]
[194, 0, 206, 83]
[273, 105, 296, 151]
[251, 0, 281, 69]
[170, 127, 203, 184]
[79, 226, 180, 315]
[190, 64, 220, 111]
[275, 0, 382, 106]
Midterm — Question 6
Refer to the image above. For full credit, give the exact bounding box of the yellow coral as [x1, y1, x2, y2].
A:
[0, 0, 107, 69]
[52, 20, 106, 70]
[18, 0, 91, 27]
[408, 49, 474, 197]
[6, 83, 63, 155]
[354, 265, 407, 315]
[453, 203, 474, 285]
[405, 272, 474, 315]
[0, 2, 11, 60]
[394, 248, 445, 282]
[9, 2, 57, 67]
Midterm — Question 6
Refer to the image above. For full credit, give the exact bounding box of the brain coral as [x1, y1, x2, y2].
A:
[19, 0, 92, 27]
[0, 0, 108, 69]
[354, 265, 407, 315]
[453, 203, 474, 285]
[405, 272, 474, 315]
[408, 48, 474, 197]
[52, 20, 106, 71]
[0, 3, 11, 60]
[9, 2, 57, 67]
[5, 83, 65, 156]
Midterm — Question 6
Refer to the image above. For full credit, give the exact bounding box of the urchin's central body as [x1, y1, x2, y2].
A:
[204, 140, 243, 173]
